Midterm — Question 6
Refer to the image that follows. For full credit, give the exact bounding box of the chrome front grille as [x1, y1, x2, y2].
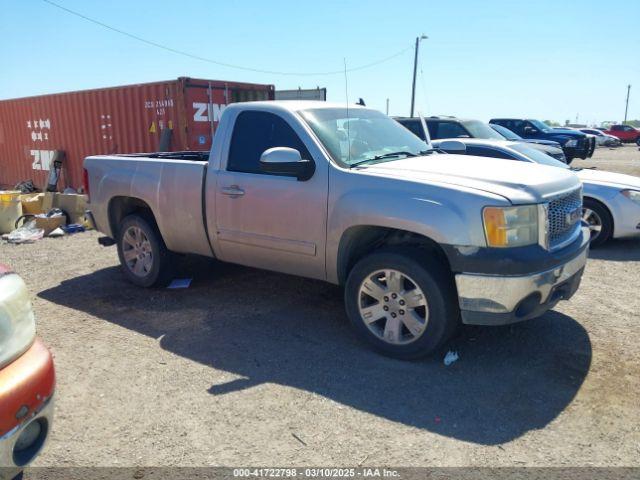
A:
[547, 188, 582, 249]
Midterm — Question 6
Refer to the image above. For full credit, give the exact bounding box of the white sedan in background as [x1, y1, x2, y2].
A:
[579, 128, 622, 147]
[432, 138, 640, 246]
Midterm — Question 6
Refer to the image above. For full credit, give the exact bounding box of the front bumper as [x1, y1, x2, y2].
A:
[454, 227, 589, 326]
[564, 140, 594, 159]
[0, 340, 55, 473]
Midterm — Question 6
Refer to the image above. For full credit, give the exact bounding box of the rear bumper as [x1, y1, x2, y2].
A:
[454, 227, 589, 326]
[0, 340, 55, 472]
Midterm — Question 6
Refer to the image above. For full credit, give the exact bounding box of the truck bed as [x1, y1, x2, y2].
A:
[84, 153, 213, 257]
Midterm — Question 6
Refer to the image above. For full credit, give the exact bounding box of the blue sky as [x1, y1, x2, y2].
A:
[1, 0, 638, 124]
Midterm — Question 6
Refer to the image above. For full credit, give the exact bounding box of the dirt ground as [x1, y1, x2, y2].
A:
[2, 145, 639, 467]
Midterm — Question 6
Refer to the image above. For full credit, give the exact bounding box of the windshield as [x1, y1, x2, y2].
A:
[510, 143, 569, 168]
[300, 108, 429, 166]
[461, 120, 504, 140]
[529, 119, 552, 132]
[490, 123, 521, 140]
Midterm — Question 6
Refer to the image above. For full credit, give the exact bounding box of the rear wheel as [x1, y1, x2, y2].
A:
[583, 198, 613, 248]
[344, 247, 459, 359]
[117, 214, 174, 287]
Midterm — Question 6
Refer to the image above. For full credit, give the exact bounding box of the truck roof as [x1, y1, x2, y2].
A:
[225, 100, 368, 113]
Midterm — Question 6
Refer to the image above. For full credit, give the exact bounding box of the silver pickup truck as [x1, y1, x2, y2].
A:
[84, 101, 590, 359]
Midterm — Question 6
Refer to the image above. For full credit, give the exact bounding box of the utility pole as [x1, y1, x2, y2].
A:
[624, 84, 631, 123]
[386, 98, 389, 115]
[410, 34, 428, 117]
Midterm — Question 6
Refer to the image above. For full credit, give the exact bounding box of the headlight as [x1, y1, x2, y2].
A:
[622, 190, 640, 205]
[483, 205, 539, 248]
[0, 273, 36, 368]
[564, 139, 578, 147]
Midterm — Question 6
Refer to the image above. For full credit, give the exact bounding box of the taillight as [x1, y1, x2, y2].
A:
[83, 168, 90, 201]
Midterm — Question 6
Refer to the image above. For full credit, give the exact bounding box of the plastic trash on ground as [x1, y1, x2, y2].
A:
[443, 350, 459, 366]
[168, 278, 192, 289]
[7, 220, 45, 244]
[62, 223, 85, 234]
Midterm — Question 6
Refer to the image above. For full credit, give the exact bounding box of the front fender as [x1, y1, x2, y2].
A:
[326, 184, 501, 283]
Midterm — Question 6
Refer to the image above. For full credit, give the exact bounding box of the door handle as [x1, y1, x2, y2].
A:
[221, 185, 245, 197]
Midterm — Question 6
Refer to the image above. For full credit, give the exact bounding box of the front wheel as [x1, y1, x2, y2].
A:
[117, 214, 174, 287]
[583, 198, 613, 248]
[344, 247, 459, 359]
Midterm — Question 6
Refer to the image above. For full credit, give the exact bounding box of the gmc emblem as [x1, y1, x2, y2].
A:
[566, 207, 582, 225]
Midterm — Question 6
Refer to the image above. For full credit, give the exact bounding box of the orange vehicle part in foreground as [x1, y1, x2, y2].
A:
[0, 339, 55, 436]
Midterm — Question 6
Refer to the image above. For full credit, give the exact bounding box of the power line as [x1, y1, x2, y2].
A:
[42, 0, 413, 77]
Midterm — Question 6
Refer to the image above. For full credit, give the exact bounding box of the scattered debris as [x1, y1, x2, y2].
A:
[167, 278, 192, 289]
[291, 432, 307, 446]
[49, 227, 65, 238]
[7, 220, 44, 244]
[62, 223, 85, 234]
[443, 350, 459, 366]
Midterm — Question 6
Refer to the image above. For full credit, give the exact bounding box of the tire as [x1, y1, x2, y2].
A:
[344, 247, 459, 359]
[565, 155, 575, 165]
[583, 198, 613, 248]
[116, 214, 174, 287]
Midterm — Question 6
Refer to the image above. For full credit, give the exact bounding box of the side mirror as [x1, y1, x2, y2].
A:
[259, 147, 315, 181]
[438, 140, 467, 154]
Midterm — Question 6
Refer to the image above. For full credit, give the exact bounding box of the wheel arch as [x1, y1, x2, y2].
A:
[108, 196, 159, 239]
[336, 225, 452, 286]
[583, 195, 615, 232]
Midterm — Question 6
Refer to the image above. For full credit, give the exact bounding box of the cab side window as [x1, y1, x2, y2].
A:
[227, 111, 311, 174]
[402, 120, 426, 140]
[432, 121, 469, 139]
[467, 146, 518, 160]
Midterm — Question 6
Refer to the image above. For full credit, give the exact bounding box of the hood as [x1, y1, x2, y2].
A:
[522, 138, 561, 147]
[525, 142, 563, 154]
[576, 169, 640, 190]
[358, 154, 580, 204]
[547, 130, 587, 140]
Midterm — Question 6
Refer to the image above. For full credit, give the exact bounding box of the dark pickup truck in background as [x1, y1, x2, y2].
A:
[490, 118, 595, 163]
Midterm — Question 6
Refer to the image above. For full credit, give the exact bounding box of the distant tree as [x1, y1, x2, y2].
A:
[544, 120, 561, 127]
[564, 120, 571, 126]
[624, 119, 640, 127]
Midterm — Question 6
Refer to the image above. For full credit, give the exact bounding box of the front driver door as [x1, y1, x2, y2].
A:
[213, 110, 328, 280]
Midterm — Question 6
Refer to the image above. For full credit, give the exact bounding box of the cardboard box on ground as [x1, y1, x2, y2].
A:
[41, 192, 88, 225]
[0, 190, 91, 235]
[0, 192, 22, 234]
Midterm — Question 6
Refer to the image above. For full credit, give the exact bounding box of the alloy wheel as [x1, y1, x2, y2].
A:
[122, 226, 153, 277]
[357, 269, 429, 345]
[582, 208, 602, 241]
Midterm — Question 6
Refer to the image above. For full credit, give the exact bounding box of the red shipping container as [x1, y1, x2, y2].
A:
[0, 77, 274, 189]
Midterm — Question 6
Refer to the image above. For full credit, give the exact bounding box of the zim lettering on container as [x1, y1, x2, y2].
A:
[0, 77, 274, 189]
